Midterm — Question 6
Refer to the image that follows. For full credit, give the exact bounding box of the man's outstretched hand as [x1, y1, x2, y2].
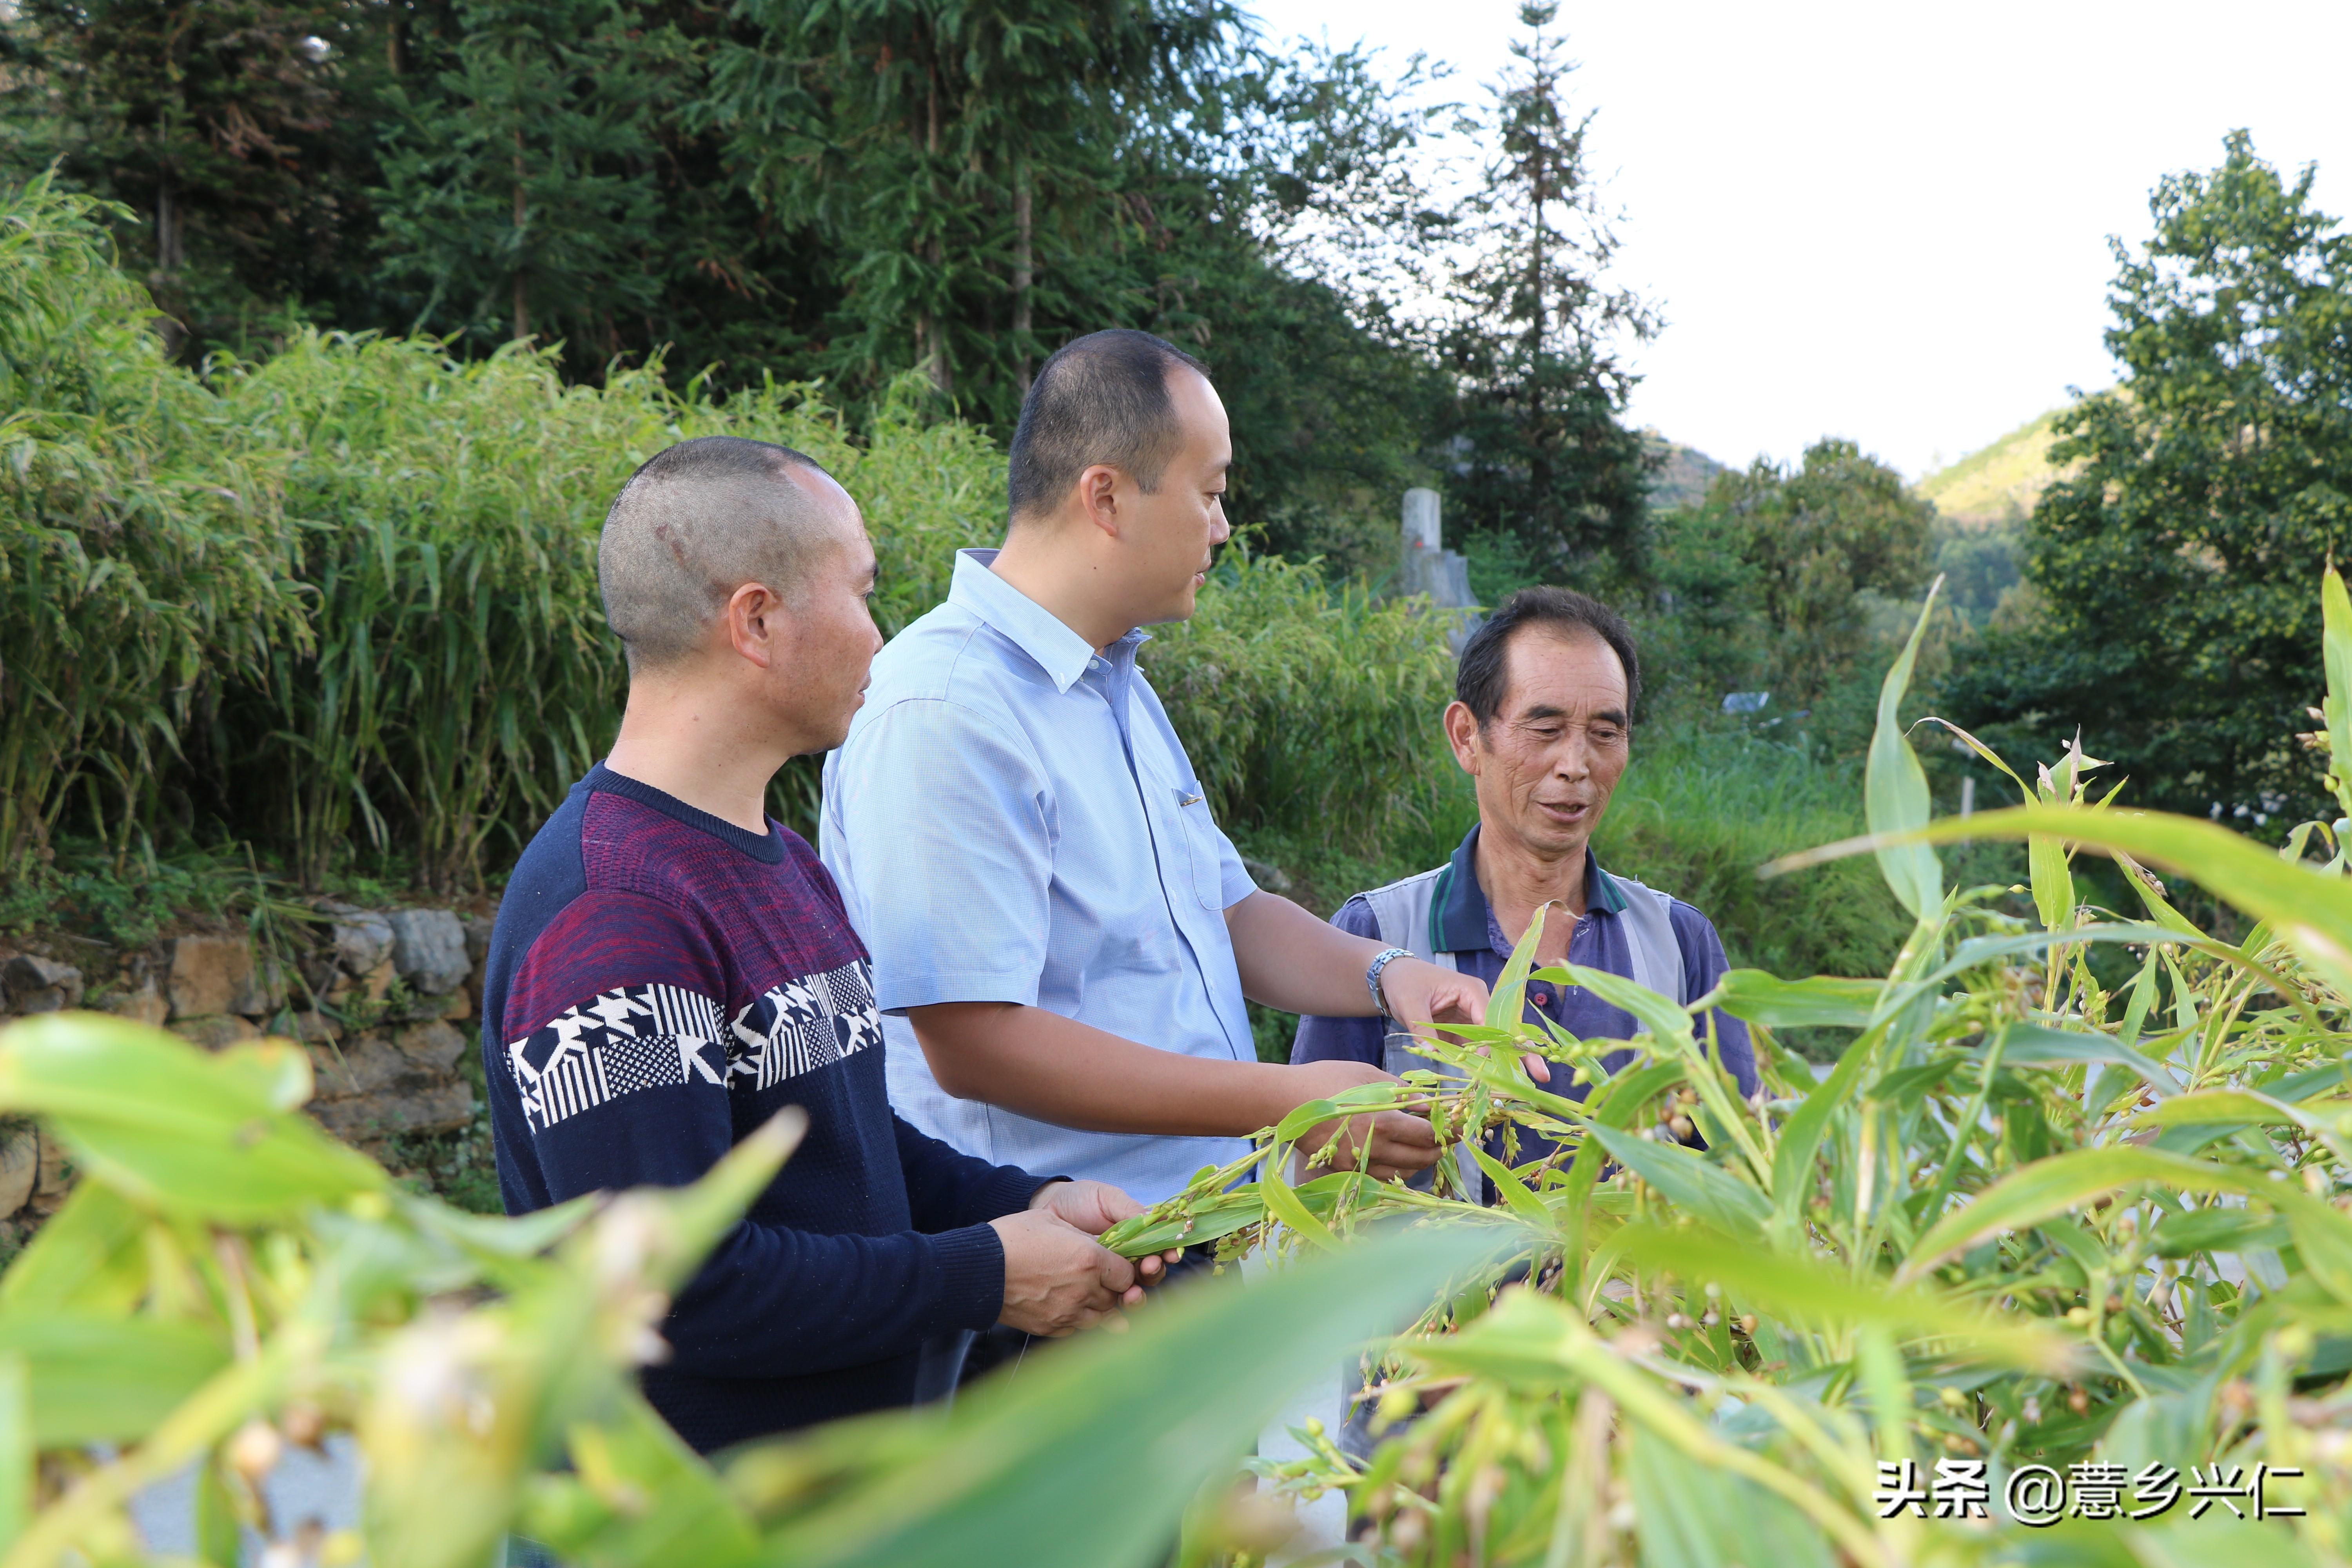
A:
[1282, 1059, 1439, 1182]
[1376, 954, 1488, 1035]
[989, 1208, 1136, 1337]
[1378, 955, 1553, 1084]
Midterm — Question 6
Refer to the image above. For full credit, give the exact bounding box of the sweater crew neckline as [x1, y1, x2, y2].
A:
[583, 761, 789, 864]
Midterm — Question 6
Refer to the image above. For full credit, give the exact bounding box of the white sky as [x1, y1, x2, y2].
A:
[1242, 0, 2352, 479]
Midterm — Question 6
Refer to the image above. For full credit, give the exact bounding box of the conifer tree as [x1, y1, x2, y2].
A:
[700, 0, 1230, 416]
[0, 0, 375, 339]
[1437, 2, 1654, 588]
[370, 0, 681, 364]
[1953, 132, 2352, 826]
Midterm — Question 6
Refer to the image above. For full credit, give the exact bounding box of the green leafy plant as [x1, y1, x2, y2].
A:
[1102, 565, 2352, 1565]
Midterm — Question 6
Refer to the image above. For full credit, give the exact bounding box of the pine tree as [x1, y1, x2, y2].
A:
[369, 0, 681, 364]
[0, 0, 378, 343]
[1437, 2, 1655, 589]
[699, 0, 1231, 416]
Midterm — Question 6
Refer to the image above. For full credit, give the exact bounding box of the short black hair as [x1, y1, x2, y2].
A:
[1454, 587, 1642, 726]
[599, 436, 835, 669]
[1005, 329, 1210, 521]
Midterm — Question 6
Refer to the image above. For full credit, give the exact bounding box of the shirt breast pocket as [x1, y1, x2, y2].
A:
[1169, 783, 1230, 909]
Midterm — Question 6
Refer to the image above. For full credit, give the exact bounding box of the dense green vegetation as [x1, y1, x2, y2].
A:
[9, 114, 2344, 1005]
[0, 0, 1658, 578]
[3, 171, 1909, 1008]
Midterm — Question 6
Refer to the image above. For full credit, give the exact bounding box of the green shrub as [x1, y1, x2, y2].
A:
[0, 175, 306, 872]
[1593, 720, 1907, 985]
[1145, 546, 1460, 864]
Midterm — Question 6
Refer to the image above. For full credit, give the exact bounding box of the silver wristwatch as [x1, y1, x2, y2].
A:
[1365, 947, 1412, 1023]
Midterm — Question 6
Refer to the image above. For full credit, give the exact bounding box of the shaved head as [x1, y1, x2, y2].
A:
[599, 436, 848, 670]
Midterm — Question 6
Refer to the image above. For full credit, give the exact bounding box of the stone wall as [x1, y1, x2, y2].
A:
[0, 903, 497, 1230]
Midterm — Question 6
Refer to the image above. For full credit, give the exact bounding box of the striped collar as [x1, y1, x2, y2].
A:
[1428, 824, 1627, 955]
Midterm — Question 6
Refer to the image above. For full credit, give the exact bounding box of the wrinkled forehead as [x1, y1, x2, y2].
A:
[1498, 626, 1629, 715]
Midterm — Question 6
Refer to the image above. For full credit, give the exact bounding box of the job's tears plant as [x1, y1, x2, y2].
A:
[2, 568, 2350, 1568]
[1106, 567, 2352, 1566]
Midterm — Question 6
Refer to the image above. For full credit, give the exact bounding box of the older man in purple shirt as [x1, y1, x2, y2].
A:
[1291, 586, 1757, 1179]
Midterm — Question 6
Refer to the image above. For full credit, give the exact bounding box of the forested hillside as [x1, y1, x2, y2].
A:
[1916, 410, 2066, 528]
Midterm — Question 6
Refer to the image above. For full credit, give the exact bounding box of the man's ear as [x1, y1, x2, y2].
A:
[1076, 464, 1123, 539]
[1443, 700, 1482, 773]
[722, 581, 784, 670]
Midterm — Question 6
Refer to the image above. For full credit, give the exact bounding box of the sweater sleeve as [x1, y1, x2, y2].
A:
[893, 1116, 1054, 1233]
[493, 888, 1005, 1379]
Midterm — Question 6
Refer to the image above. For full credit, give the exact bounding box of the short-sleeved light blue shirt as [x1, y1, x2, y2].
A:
[818, 549, 1258, 1203]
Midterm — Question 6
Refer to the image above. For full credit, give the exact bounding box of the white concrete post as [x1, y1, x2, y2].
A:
[1401, 487, 1441, 553]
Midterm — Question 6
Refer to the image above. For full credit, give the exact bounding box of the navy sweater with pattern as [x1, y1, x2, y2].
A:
[481, 763, 1044, 1452]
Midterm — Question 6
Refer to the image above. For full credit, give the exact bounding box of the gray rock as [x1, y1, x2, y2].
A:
[170, 1014, 261, 1050]
[324, 906, 396, 978]
[287, 1009, 341, 1045]
[386, 909, 469, 996]
[95, 982, 169, 1027]
[0, 1127, 36, 1216]
[166, 935, 252, 1019]
[307, 1021, 474, 1139]
[2, 954, 83, 1013]
[229, 955, 288, 1019]
[462, 913, 496, 971]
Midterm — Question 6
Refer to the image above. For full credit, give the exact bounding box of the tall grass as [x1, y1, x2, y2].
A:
[1145, 547, 1460, 866]
[1, 173, 1459, 895]
[1595, 722, 1909, 982]
[0, 175, 307, 872]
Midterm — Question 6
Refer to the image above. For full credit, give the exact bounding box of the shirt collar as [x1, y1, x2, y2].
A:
[1434, 823, 1629, 954]
[946, 548, 1147, 693]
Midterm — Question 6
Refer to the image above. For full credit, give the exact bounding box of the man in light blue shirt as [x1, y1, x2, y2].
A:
[821, 330, 1487, 1206]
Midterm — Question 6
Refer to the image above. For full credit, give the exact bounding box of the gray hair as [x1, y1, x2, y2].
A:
[1005, 329, 1209, 523]
[597, 436, 838, 670]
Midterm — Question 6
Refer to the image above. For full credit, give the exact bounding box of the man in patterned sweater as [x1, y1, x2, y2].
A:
[481, 436, 1167, 1454]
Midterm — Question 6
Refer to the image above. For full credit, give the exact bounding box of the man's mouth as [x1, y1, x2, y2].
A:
[1537, 799, 1591, 824]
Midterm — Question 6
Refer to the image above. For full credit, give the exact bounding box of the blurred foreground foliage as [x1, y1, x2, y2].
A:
[0, 1005, 1492, 1568]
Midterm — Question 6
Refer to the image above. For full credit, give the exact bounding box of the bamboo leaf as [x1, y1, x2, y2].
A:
[1776, 804, 2352, 997]
[1895, 1147, 2352, 1290]
[750, 1229, 1499, 1568]
[0, 1014, 384, 1222]
[1772, 1032, 1873, 1223]
[1589, 1125, 1769, 1240]
[0, 1315, 229, 1445]
[2323, 563, 2352, 823]
[1256, 1161, 1341, 1253]
[2131, 1091, 2304, 1128]
[1613, 1225, 2073, 1374]
[1469, 1144, 1557, 1232]
[1866, 578, 1943, 918]
[1993, 1024, 2183, 1096]
[1713, 971, 1883, 1031]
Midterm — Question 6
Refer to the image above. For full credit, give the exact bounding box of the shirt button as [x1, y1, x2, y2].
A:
[1531, 991, 1550, 1005]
